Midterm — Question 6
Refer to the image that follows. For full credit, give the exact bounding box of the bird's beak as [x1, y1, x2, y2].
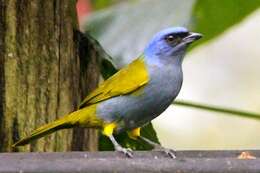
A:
[183, 32, 203, 43]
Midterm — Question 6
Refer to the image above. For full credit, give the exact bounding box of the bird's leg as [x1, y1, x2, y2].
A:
[108, 134, 133, 157]
[139, 136, 176, 158]
[103, 123, 133, 158]
[128, 127, 176, 158]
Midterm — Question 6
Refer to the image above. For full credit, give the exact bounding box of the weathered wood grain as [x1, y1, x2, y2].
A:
[1, 150, 260, 173]
[0, 0, 99, 152]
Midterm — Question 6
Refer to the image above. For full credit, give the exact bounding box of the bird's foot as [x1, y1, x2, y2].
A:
[153, 145, 176, 159]
[115, 146, 133, 158]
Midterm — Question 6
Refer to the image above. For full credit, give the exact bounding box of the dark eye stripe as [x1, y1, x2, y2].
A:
[176, 32, 189, 38]
[165, 32, 189, 39]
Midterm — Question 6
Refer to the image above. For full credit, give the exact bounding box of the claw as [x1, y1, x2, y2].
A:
[153, 146, 176, 159]
[164, 149, 176, 159]
[116, 146, 133, 158]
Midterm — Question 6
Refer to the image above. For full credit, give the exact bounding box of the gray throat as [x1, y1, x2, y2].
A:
[144, 54, 184, 118]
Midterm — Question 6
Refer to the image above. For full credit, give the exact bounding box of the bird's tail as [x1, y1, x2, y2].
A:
[12, 109, 82, 147]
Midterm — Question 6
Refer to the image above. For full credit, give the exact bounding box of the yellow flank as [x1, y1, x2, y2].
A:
[102, 122, 117, 136]
[77, 104, 103, 128]
[79, 56, 149, 108]
[130, 85, 145, 97]
[127, 127, 141, 140]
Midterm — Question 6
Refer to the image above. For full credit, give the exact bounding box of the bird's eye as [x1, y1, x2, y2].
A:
[165, 35, 175, 44]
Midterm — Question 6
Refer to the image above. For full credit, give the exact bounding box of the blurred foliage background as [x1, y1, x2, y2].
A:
[77, 0, 260, 150]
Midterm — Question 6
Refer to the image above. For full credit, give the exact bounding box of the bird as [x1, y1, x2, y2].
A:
[13, 27, 202, 158]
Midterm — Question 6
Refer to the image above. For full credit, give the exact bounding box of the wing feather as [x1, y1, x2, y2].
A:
[79, 57, 149, 108]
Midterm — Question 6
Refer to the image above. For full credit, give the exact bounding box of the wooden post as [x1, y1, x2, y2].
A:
[0, 0, 99, 152]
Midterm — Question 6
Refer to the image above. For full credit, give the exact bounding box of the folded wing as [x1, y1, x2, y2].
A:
[79, 56, 149, 108]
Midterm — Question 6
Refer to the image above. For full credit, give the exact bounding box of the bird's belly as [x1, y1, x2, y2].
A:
[96, 80, 180, 132]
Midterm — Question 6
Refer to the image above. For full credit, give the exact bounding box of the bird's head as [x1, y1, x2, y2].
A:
[144, 27, 202, 62]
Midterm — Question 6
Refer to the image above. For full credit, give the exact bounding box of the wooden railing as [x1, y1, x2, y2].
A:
[0, 150, 259, 173]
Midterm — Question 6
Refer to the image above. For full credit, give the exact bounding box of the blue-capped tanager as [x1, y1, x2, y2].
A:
[13, 27, 202, 158]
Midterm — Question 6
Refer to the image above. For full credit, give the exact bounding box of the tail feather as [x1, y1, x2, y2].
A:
[12, 112, 77, 147]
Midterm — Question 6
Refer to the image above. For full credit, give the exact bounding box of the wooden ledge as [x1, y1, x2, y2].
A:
[0, 150, 260, 173]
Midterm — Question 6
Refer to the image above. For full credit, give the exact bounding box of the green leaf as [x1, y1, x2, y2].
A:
[76, 30, 117, 79]
[191, 0, 260, 46]
[91, 0, 126, 10]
